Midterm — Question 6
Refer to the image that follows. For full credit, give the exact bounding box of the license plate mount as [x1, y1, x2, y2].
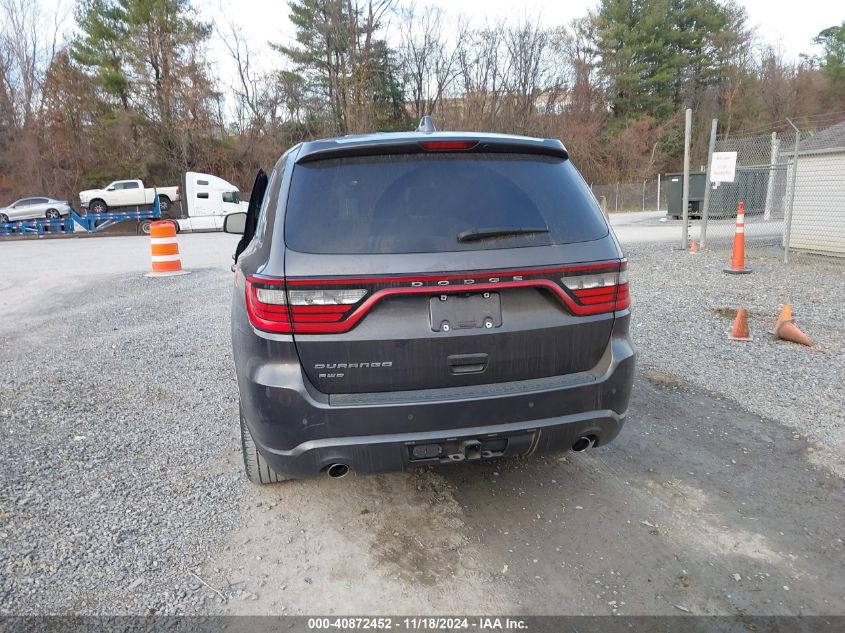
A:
[429, 292, 502, 332]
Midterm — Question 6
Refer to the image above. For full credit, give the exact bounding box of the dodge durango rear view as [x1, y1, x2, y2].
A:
[226, 118, 635, 483]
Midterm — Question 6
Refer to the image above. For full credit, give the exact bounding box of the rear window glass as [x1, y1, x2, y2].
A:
[283, 153, 608, 254]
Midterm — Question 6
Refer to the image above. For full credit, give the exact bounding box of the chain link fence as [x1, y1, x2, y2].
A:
[591, 179, 667, 213]
[702, 120, 845, 265]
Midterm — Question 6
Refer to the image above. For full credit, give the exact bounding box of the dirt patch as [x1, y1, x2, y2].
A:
[205, 466, 500, 615]
[711, 306, 771, 321]
[644, 369, 684, 389]
[370, 470, 467, 586]
[712, 307, 738, 320]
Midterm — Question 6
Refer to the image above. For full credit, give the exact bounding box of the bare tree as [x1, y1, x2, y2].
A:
[757, 45, 795, 128]
[219, 24, 282, 135]
[560, 16, 601, 117]
[397, 3, 465, 119]
[453, 23, 511, 129]
[344, 0, 395, 131]
[501, 19, 560, 122]
[0, 0, 64, 128]
[0, 0, 65, 195]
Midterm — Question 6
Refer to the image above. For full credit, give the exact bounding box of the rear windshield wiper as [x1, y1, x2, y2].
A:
[457, 227, 550, 242]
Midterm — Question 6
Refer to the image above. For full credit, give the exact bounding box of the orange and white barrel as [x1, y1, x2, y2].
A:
[147, 221, 189, 276]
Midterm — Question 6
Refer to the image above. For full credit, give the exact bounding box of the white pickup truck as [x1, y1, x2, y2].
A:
[79, 179, 180, 214]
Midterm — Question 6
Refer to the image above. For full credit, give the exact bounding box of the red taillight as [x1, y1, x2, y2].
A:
[561, 260, 629, 314]
[246, 277, 290, 332]
[246, 277, 367, 333]
[615, 262, 630, 311]
[417, 140, 478, 151]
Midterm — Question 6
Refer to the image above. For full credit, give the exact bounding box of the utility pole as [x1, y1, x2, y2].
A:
[656, 174, 661, 213]
[763, 132, 779, 221]
[784, 119, 801, 263]
[681, 108, 692, 249]
[700, 118, 718, 249]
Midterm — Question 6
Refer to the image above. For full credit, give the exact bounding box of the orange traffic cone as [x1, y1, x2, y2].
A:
[729, 307, 753, 341]
[724, 201, 752, 274]
[689, 239, 700, 253]
[770, 304, 793, 334]
[774, 319, 813, 347]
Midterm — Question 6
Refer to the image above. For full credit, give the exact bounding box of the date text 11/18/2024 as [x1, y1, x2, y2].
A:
[307, 617, 528, 630]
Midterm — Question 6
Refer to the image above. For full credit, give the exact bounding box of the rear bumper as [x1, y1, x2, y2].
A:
[256, 409, 626, 479]
[237, 314, 634, 479]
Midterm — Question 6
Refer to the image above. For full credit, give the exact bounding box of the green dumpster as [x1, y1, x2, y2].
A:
[666, 171, 706, 219]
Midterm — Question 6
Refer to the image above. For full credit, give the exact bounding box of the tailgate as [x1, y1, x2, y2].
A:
[277, 257, 626, 394]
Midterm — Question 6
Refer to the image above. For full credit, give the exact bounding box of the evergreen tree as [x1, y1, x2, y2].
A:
[595, 0, 748, 121]
[70, 0, 215, 174]
[275, 0, 406, 134]
[815, 22, 845, 93]
[71, 0, 132, 108]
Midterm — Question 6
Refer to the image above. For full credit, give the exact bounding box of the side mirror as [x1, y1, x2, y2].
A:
[107, 186, 115, 191]
[224, 212, 247, 235]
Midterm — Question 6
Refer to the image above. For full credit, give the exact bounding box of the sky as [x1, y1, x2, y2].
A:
[42, 0, 843, 92]
[189, 0, 842, 93]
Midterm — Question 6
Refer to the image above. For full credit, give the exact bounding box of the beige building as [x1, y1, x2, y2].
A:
[786, 121, 845, 257]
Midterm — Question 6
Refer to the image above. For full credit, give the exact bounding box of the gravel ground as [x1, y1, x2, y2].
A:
[0, 236, 843, 616]
[0, 269, 245, 614]
[626, 243, 845, 450]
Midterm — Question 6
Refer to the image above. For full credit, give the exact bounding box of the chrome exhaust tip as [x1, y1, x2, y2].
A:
[326, 463, 350, 478]
[571, 436, 595, 452]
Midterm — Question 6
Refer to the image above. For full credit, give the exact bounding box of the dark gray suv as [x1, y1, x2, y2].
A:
[225, 119, 634, 483]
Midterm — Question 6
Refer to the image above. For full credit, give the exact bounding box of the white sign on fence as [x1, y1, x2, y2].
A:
[710, 151, 738, 182]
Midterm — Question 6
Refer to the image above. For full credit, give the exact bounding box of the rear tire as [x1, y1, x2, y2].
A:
[138, 219, 152, 235]
[240, 406, 290, 484]
[46, 208, 60, 219]
[0, 213, 8, 223]
[157, 195, 171, 213]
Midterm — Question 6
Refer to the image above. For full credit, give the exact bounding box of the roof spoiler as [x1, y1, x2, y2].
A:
[295, 121, 569, 163]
